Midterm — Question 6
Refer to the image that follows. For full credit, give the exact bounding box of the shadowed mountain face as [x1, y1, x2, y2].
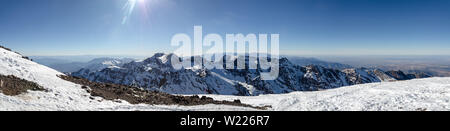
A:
[71, 53, 430, 96]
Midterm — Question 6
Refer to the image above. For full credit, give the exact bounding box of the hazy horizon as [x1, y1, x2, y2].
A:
[29, 53, 450, 65]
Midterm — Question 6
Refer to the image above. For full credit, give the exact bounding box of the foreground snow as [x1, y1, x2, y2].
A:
[204, 77, 450, 111]
[1, 47, 449, 111]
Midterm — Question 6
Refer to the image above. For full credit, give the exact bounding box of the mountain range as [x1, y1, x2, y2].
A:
[71, 53, 430, 96]
[1, 46, 448, 111]
[33, 57, 135, 73]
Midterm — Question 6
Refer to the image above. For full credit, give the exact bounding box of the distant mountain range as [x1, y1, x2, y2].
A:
[284, 56, 353, 69]
[33, 57, 134, 73]
[312, 55, 450, 77]
[33, 55, 352, 73]
[70, 53, 431, 96]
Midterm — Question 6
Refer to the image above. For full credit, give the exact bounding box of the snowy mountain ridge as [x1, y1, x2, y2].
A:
[33, 57, 135, 73]
[72, 53, 428, 96]
[71, 57, 135, 73]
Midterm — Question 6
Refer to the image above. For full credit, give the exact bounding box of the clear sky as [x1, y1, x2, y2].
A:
[0, 0, 449, 56]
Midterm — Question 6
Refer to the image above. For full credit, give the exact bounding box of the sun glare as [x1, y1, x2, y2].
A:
[121, 0, 158, 25]
[122, 0, 144, 24]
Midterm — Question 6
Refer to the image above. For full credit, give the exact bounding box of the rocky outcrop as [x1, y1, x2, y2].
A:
[0, 75, 46, 96]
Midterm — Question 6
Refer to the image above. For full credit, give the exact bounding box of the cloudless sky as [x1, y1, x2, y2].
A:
[0, 0, 449, 56]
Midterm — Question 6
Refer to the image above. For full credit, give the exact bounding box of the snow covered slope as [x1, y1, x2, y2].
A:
[0, 47, 254, 111]
[204, 77, 450, 111]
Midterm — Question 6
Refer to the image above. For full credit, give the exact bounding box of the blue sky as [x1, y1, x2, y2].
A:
[0, 0, 449, 56]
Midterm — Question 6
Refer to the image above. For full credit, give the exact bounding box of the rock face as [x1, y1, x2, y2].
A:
[385, 70, 431, 80]
[72, 53, 426, 96]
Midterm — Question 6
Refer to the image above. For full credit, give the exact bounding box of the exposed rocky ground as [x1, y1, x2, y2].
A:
[59, 75, 270, 110]
[0, 74, 46, 96]
[0, 45, 11, 51]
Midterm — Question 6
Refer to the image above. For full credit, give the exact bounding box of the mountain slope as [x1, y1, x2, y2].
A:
[0, 47, 258, 111]
[1, 47, 124, 110]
